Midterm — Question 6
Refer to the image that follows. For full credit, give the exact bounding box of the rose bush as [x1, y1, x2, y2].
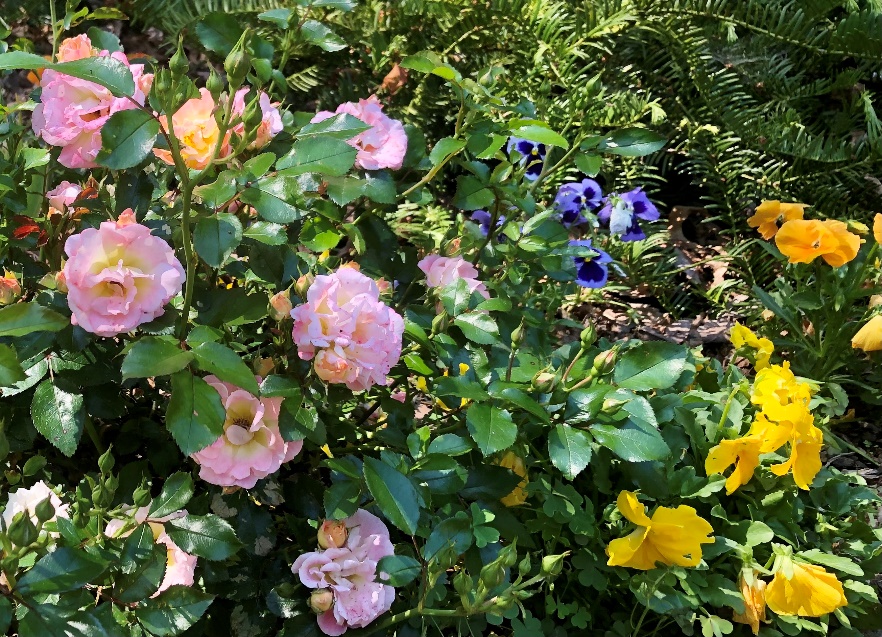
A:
[0, 7, 879, 637]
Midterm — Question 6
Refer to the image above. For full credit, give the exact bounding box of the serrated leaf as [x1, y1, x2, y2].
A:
[97, 109, 159, 169]
[16, 547, 107, 595]
[166, 514, 242, 561]
[362, 457, 420, 535]
[548, 425, 593, 480]
[466, 404, 516, 456]
[135, 585, 214, 637]
[189, 341, 259, 395]
[121, 336, 194, 379]
[377, 555, 421, 586]
[165, 372, 225, 456]
[193, 213, 243, 268]
[31, 379, 85, 457]
[0, 302, 68, 337]
[150, 472, 195, 518]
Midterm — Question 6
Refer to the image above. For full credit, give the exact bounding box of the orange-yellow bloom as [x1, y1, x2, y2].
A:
[606, 491, 714, 570]
[705, 436, 763, 494]
[154, 88, 231, 169]
[874, 213, 882, 245]
[851, 315, 882, 352]
[497, 451, 528, 507]
[730, 323, 774, 370]
[775, 220, 837, 264]
[748, 201, 806, 240]
[733, 571, 768, 635]
[766, 561, 847, 617]
[818, 220, 862, 267]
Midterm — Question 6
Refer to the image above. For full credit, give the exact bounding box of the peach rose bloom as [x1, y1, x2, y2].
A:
[154, 88, 231, 170]
[62, 209, 185, 337]
[190, 375, 303, 489]
[0, 271, 21, 305]
[231, 87, 283, 150]
[291, 268, 404, 392]
[311, 95, 407, 171]
[105, 506, 197, 596]
[46, 181, 83, 212]
[2, 481, 70, 533]
[32, 35, 153, 169]
[417, 254, 489, 299]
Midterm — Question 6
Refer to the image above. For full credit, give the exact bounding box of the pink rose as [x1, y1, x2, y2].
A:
[292, 509, 396, 635]
[231, 87, 283, 150]
[104, 506, 196, 597]
[32, 36, 153, 169]
[154, 88, 230, 170]
[190, 375, 303, 489]
[417, 254, 489, 299]
[62, 209, 185, 337]
[291, 268, 404, 392]
[0, 271, 21, 305]
[2, 481, 70, 534]
[311, 95, 407, 171]
[46, 181, 82, 212]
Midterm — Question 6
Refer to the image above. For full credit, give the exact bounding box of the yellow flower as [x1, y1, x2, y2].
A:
[497, 451, 528, 507]
[750, 362, 811, 411]
[705, 436, 763, 494]
[851, 315, 882, 352]
[766, 560, 847, 617]
[415, 376, 429, 393]
[747, 201, 806, 240]
[775, 219, 838, 264]
[818, 219, 862, 267]
[730, 323, 774, 370]
[874, 213, 882, 245]
[606, 491, 714, 570]
[733, 570, 768, 635]
[435, 364, 471, 410]
[751, 401, 823, 490]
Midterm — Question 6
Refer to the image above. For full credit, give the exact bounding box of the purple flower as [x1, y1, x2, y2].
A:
[553, 179, 603, 227]
[507, 137, 545, 180]
[598, 187, 659, 241]
[471, 210, 507, 241]
[570, 239, 613, 288]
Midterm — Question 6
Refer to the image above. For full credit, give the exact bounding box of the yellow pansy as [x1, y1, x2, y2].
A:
[775, 219, 838, 264]
[819, 219, 862, 267]
[751, 401, 823, 490]
[766, 560, 847, 617]
[496, 451, 528, 507]
[730, 323, 774, 370]
[851, 315, 882, 352]
[747, 200, 806, 240]
[733, 570, 768, 635]
[606, 491, 714, 570]
[705, 435, 763, 494]
[750, 362, 811, 411]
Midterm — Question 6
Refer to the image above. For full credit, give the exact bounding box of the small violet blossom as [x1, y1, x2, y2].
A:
[470, 210, 507, 241]
[507, 137, 545, 180]
[554, 179, 603, 227]
[570, 239, 613, 288]
[598, 188, 660, 241]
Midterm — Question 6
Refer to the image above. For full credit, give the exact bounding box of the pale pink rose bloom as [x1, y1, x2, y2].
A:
[290, 268, 404, 392]
[57, 34, 96, 62]
[46, 181, 83, 212]
[2, 481, 70, 532]
[154, 88, 230, 170]
[311, 95, 407, 171]
[417, 254, 489, 299]
[390, 391, 406, 403]
[231, 87, 283, 150]
[190, 375, 303, 489]
[32, 36, 153, 169]
[104, 506, 195, 597]
[292, 509, 396, 635]
[62, 208, 185, 337]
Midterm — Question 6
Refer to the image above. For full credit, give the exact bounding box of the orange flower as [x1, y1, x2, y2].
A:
[775, 220, 838, 264]
[748, 201, 806, 240]
[818, 220, 861, 267]
[874, 213, 882, 245]
[733, 570, 767, 635]
[851, 315, 882, 352]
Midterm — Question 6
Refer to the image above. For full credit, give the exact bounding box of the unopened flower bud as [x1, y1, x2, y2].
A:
[133, 479, 152, 508]
[580, 323, 597, 348]
[224, 32, 252, 88]
[592, 349, 617, 376]
[497, 541, 518, 568]
[169, 41, 190, 77]
[243, 94, 264, 131]
[540, 553, 568, 578]
[453, 569, 473, 599]
[517, 553, 531, 576]
[34, 497, 55, 523]
[317, 520, 348, 549]
[206, 66, 224, 100]
[530, 370, 556, 393]
[309, 588, 334, 614]
[295, 273, 315, 298]
[0, 271, 21, 305]
[98, 446, 115, 474]
[601, 397, 627, 415]
[510, 321, 525, 349]
[478, 562, 506, 589]
[269, 291, 293, 321]
[8, 512, 37, 547]
[152, 68, 173, 103]
[431, 311, 449, 334]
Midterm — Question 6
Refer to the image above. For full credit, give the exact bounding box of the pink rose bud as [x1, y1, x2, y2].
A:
[55, 270, 68, 294]
[269, 291, 293, 321]
[376, 278, 392, 294]
[295, 273, 315, 298]
[309, 589, 335, 614]
[231, 87, 283, 150]
[46, 181, 83, 212]
[0, 271, 21, 305]
[317, 520, 348, 549]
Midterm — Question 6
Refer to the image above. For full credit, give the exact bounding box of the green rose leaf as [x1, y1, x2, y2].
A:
[453, 175, 494, 210]
[121, 336, 194, 380]
[598, 127, 666, 157]
[466, 404, 517, 456]
[193, 213, 243, 268]
[0, 597, 10, 635]
[0, 51, 135, 96]
[97, 109, 160, 169]
[508, 122, 569, 149]
[240, 175, 308, 224]
[166, 514, 243, 561]
[31, 379, 85, 457]
[297, 113, 369, 140]
[455, 312, 500, 345]
[300, 216, 343, 252]
[135, 585, 214, 637]
[277, 137, 358, 176]
[548, 424, 593, 480]
[115, 525, 167, 603]
[16, 547, 108, 595]
[149, 472, 195, 518]
[324, 480, 361, 519]
[429, 136, 467, 167]
[363, 457, 420, 535]
[614, 341, 687, 391]
[377, 555, 421, 587]
[589, 420, 670, 462]
[165, 371, 226, 456]
[243, 221, 288, 245]
[0, 344, 26, 387]
[189, 341, 259, 395]
[0, 302, 68, 337]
